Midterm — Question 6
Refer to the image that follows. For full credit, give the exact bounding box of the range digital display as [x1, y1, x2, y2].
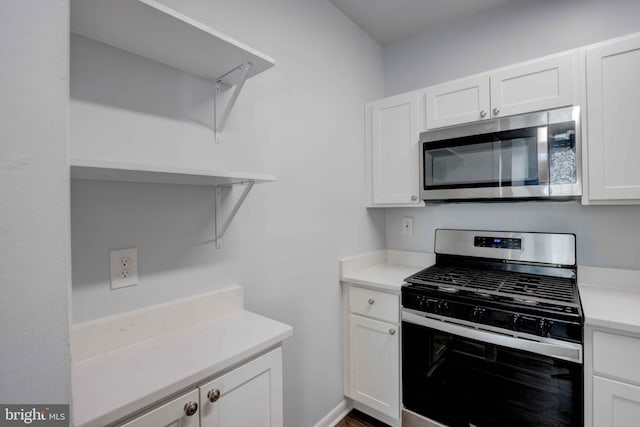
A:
[474, 236, 522, 250]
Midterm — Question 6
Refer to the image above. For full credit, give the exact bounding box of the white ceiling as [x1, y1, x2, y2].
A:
[329, 0, 515, 46]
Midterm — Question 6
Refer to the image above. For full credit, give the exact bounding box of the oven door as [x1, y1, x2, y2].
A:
[420, 112, 549, 201]
[402, 313, 583, 427]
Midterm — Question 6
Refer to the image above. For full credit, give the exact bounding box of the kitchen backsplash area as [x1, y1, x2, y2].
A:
[386, 202, 640, 270]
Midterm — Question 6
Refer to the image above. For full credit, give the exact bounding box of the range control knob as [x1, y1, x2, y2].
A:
[537, 319, 552, 337]
[471, 307, 486, 322]
[509, 314, 521, 330]
[437, 300, 449, 315]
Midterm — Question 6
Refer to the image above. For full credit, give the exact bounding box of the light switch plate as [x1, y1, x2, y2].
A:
[402, 217, 414, 236]
[110, 248, 138, 289]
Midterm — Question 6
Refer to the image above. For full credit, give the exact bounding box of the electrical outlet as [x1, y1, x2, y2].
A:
[110, 248, 138, 289]
[402, 217, 414, 236]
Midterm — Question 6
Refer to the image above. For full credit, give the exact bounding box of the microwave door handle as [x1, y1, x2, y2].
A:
[537, 126, 549, 184]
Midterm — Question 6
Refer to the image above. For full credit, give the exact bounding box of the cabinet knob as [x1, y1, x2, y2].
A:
[368, 298, 375, 305]
[479, 110, 487, 118]
[411, 195, 418, 201]
[184, 401, 198, 417]
[207, 388, 221, 403]
[389, 329, 396, 335]
[493, 107, 500, 115]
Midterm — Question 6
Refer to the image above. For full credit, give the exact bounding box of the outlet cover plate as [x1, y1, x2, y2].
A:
[110, 248, 138, 289]
[402, 217, 414, 236]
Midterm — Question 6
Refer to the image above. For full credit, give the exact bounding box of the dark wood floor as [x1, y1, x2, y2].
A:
[335, 409, 390, 427]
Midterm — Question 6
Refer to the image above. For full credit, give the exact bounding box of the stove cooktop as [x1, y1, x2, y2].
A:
[402, 230, 583, 343]
[405, 263, 581, 316]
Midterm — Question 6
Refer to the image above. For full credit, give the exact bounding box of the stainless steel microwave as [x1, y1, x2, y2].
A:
[419, 106, 581, 202]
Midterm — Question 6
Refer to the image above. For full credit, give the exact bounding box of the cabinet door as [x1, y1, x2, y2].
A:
[199, 348, 283, 427]
[367, 91, 422, 206]
[348, 314, 399, 419]
[593, 376, 640, 427]
[425, 75, 490, 129]
[490, 53, 575, 118]
[119, 389, 200, 427]
[585, 35, 640, 201]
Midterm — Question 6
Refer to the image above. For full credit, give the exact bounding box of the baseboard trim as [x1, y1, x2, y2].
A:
[313, 399, 353, 427]
[352, 402, 401, 427]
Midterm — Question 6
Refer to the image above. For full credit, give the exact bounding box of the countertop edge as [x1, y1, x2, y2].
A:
[578, 266, 640, 335]
[339, 250, 434, 292]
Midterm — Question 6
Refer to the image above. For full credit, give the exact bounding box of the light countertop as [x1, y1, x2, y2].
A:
[72, 288, 292, 427]
[339, 255, 640, 336]
[578, 265, 640, 335]
[339, 250, 434, 292]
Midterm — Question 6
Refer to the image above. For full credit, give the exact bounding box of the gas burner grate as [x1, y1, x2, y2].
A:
[406, 265, 579, 309]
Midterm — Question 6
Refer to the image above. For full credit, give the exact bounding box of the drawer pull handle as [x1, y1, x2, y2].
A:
[207, 389, 221, 403]
[493, 107, 500, 115]
[368, 298, 375, 305]
[480, 110, 487, 118]
[184, 401, 198, 417]
[389, 329, 396, 335]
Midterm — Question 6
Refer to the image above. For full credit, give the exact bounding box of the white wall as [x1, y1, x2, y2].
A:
[70, 0, 384, 425]
[383, 0, 640, 269]
[0, 1, 71, 403]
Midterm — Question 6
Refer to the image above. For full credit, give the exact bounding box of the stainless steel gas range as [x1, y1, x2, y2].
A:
[401, 229, 583, 427]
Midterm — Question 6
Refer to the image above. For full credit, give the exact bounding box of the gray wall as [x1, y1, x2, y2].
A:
[0, 1, 71, 403]
[383, 0, 640, 269]
[385, 0, 640, 96]
[70, 0, 384, 425]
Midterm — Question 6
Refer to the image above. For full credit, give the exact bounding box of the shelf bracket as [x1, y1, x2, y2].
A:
[214, 180, 255, 249]
[214, 62, 252, 143]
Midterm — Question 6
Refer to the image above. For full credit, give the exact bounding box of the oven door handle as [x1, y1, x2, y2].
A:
[402, 311, 582, 364]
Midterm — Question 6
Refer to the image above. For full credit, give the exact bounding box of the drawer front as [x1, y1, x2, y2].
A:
[349, 286, 399, 323]
[594, 331, 640, 383]
[119, 389, 199, 427]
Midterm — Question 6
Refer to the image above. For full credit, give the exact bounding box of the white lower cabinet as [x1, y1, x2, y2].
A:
[199, 348, 283, 427]
[593, 376, 640, 427]
[348, 314, 399, 418]
[344, 284, 400, 425]
[586, 327, 640, 427]
[116, 348, 283, 427]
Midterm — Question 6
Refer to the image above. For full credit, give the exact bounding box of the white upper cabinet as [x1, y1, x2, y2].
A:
[584, 33, 640, 202]
[425, 75, 490, 129]
[425, 51, 576, 129]
[490, 53, 575, 118]
[366, 91, 424, 207]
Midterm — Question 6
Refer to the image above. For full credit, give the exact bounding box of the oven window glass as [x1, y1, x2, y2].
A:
[402, 321, 583, 427]
[424, 128, 540, 189]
